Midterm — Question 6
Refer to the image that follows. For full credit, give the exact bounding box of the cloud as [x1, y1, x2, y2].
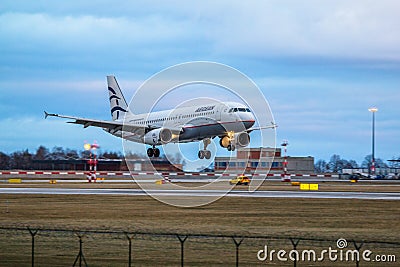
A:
[0, 11, 207, 76]
[205, 0, 400, 61]
[1, 0, 400, 69]
[0, 12, 189, 49]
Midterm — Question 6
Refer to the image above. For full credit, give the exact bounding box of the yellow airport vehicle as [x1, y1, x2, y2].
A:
[229, 175, 250, 185]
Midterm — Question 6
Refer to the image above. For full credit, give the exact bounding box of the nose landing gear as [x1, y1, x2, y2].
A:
[227, 144, 236, 151]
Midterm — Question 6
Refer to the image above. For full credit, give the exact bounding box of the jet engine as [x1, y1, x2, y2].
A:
[235, 132, 250, 147]
[143, 128, 172, 145]
[219, 132, 250, 148]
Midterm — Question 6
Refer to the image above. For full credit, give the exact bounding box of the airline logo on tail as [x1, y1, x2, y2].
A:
[108, 86, 127, 120]
[107, 75, 129, 121]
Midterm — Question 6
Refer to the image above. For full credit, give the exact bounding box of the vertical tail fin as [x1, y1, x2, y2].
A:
[107, 75, 130, 121]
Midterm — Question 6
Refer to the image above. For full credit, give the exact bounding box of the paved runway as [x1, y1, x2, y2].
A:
[5, 178, 400, 184]
[0, 188, 399, 200]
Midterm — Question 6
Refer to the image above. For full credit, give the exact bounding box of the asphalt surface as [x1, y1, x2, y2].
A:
[0, 188, 399, 200]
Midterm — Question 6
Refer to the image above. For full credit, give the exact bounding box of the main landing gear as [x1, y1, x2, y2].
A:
[198, 138, 212, 159]
[219, 135, 236, 152]
[147, 146, 160, 157]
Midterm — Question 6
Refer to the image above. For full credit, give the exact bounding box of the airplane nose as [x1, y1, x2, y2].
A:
[249, 113, 255, 127]
[240, 112, 255, 127]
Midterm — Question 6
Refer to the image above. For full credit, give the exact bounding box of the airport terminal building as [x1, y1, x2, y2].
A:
[214, 147, 314, 174]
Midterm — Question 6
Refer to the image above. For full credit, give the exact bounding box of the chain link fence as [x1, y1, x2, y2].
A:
[0, 226, 398, 266]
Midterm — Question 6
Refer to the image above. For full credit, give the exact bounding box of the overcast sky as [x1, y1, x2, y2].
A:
[0, 0, 399, 164]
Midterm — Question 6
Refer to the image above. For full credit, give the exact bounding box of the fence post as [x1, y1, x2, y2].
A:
[232, 237, 244, 267]
[125, 233, 134, 267]
[177, 235, 188, 267]
[352, 241, 364, 267]
[73, 233, 88, 267]
[27, 227, 39, 267]
[289, 238, 300, 267]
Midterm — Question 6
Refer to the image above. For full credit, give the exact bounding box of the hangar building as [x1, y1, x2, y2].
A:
[214, 147, 314, 174]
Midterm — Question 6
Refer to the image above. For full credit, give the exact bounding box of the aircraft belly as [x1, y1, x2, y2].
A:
[179, 123, 225, 140]
[179, 121, 254, 141]
[103, 121, 254, 144]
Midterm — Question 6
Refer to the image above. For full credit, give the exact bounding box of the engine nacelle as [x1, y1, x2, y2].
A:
[235, 132, 250, 147]
[143, 128, 172, 145]
[219, 132, 250, 148]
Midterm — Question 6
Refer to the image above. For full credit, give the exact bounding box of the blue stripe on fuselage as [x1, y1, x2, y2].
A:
[179, 120, 254, 140]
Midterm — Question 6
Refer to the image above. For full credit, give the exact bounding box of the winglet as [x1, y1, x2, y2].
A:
[44, 111, 58, 119]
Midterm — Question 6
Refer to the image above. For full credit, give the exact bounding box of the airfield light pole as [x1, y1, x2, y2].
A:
[368, 107, 378, 175]
[84, 142, 100, 182]
[281, 140, 289, 181]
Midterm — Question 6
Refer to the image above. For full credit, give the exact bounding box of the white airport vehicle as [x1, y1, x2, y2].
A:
[45, 76, 275, 159]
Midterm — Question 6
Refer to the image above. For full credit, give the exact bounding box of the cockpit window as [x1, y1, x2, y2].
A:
[228, 107, 251, 113]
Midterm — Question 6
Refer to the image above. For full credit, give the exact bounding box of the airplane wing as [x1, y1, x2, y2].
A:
[246, 122, 277, 133]
[44, 111, 143, 133]
[44, 111, 182, 136]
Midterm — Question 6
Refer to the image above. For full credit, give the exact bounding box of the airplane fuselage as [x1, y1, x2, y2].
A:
[108, 102, 255, 145]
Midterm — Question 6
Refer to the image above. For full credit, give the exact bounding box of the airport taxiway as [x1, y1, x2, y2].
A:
[0, 188, 399, 200]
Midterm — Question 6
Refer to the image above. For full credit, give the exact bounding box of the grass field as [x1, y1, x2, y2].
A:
[0, 189, 399, 266]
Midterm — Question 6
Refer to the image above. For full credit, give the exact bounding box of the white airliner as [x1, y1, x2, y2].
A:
[45, 76, 275, 159]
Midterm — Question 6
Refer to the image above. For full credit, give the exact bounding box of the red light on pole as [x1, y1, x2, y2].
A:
[281, 140, 290, 182]
[84, 141, 100, 183]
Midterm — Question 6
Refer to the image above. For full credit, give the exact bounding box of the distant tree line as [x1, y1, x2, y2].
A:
[1, 145, 397, 173]
[314, 154, 394, 173]
[0, 145, 126, 170]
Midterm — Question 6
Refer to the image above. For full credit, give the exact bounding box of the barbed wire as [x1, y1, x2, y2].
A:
[0, 225, 399, 247]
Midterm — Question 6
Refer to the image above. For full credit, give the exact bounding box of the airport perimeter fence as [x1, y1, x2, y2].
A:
[0, 226, 399, 267]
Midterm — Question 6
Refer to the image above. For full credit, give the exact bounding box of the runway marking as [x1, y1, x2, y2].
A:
[0, 171, 339, 178]
[0, 188, 399, 200]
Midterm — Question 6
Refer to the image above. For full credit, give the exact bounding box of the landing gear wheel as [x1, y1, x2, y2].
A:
[199, 138, 212, 159]
[198, 150, 211, 159]
[227, 144, 236, 152]
[198, 150, 205, 159]
[147, 148, 154, 157]
[153, 148, 160, 157]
